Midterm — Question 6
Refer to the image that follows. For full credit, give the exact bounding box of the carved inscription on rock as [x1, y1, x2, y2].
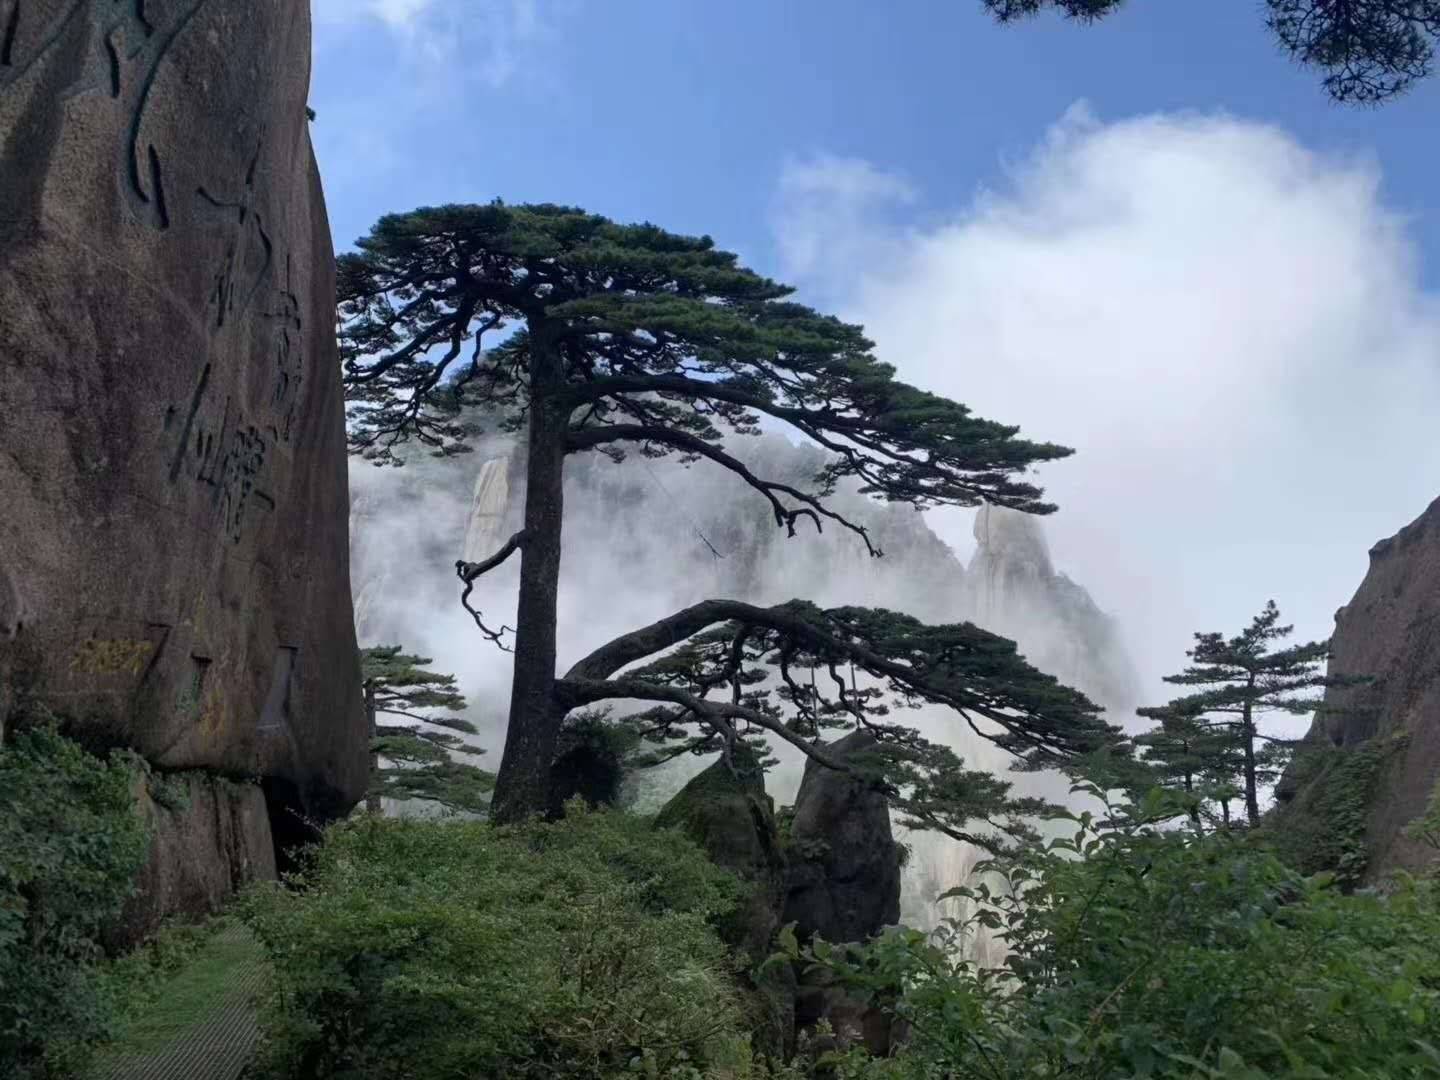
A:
[0, 0, 211, 229]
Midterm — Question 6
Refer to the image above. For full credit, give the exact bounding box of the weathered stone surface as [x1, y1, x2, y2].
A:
[656, 747, 788, 960]
[782, 730, 903, 1058]
[654, 749, 794, 1057]
[783, 730, 901, 946]
[106, 772, 276, 951]
[1275, 496, 1440, 879]
[547, 735, 624, 818]
[0, 1, 365, 841]
[963, 502, 1139, 716]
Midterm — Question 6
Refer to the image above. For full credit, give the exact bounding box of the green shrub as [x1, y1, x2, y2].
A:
[0, 725, 151, 1078]
[792, 787, 1440, 1079]
[1269, 733, 1408, 885]
[241, 802, 747, 1079]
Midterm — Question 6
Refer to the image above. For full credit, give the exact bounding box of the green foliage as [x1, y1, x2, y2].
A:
[1405, 778, 1440, 858]
[791, 786, 1440, 1079]
[339, 202, 1072, 517]
[0, 725, 151, 1078]
[361, 645, 494, 815]
[241, 803, 747, 1079]
[1270, 733, 1408, 885]
[566, 599, 1129, 855]
[981, 0, 1440, 104]
[1134, 600, 1359, 828]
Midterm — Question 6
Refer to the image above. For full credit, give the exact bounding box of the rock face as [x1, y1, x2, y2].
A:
[106, 773, 276, 951]
[656, 750, 788, 962]
[0, 1, 366, 903]
[783, 731, 901, 946]
[782, 731, 902, 1059]
[963, 503, 1139, 714]
[654, 750, 794, 1056]
[1276, 496, 1440, 879]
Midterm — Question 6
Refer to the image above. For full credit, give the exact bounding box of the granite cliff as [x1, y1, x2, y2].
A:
[1275, 495, 1440, 880]
[0, 0, 366, 938]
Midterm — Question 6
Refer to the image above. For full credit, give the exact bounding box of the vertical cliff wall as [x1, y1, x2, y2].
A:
[1275, 495, 1440, 879]
[0, 0, 367, 925]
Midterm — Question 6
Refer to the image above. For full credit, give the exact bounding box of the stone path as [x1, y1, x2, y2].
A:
[95, 923, 266, 1080]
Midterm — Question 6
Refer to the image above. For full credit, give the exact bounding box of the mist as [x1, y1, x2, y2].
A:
[772, 104, 1440, 729]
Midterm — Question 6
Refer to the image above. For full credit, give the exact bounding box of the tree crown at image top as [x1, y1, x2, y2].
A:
[339, 201, 1073, 534]
[981, 0, 1440, 104]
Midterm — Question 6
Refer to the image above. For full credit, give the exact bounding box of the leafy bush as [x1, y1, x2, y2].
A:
[0, 725, 151, 1078]
[789, 787, 1440, 1079]
[242, 803, 747, 1079]
[1269, 733, 1409, 885]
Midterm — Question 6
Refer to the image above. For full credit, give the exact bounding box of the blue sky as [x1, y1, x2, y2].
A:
[311, 1, 1440, 282]
[313, 1, 1440, 715]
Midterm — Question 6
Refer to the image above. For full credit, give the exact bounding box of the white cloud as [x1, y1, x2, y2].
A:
[313, 0, 550, 86]
[772, 105, 1440, 724]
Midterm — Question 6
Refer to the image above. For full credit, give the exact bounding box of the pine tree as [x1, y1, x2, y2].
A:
[1134, 697, 1243, 831]
[1155, 601, 1353, 828]
[340, 202, 1123, 829]
[980, 1, 1440, 104]
[361, 646, 493, 815]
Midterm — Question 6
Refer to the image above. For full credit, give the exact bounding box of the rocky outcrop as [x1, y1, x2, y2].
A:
[1275, 496, 1440, 880]
[656, 749, 788, 961]
[962, 503, 1139, 714]
[783, 730, 902, 1058]
[0, 1, 366, 912]
[783, 731, 901, 946]
[106, 772, 276, 951]
[655, 749, 794, 1056]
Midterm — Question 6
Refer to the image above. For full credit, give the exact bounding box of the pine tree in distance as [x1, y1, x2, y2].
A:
[361, 646, 494, 815]
[1133, 697, 1242, 830]
[339, 200, 1129, 835]
[1142, 601, 1361, 828]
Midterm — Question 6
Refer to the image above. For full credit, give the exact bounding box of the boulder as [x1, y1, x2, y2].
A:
[783, 730, 901, 946]
[547, 737, 624, 818]
[782, 730, 903, 1058]
[0, 1, 365, 908]
[1274, 495, 1440, 880]
[655, 748, 794, 1056]
[105, 771, 276, 951]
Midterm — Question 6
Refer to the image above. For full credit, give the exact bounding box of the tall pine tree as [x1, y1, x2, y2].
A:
[980, 1, 1440, 104]
[340, 202, 1124, 827]
[1155, 601, 1351, 827]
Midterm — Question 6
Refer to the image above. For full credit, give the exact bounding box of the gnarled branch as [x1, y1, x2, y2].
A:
[566, 424, 879, 556]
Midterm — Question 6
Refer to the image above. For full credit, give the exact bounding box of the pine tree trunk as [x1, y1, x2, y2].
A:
[366, 682, 382, 816]
[1183, 770, 1201, 831]
[1242, 694, 1260, 827]
[490, 326, 568, 823]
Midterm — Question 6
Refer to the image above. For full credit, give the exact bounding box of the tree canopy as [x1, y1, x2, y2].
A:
[361, 646, 493, 815]
[340, 200, 1109, 825]
[559, 598, 1129, 852]
[981, 0, 1440, 104]
[1138, 601, 1359, 828]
